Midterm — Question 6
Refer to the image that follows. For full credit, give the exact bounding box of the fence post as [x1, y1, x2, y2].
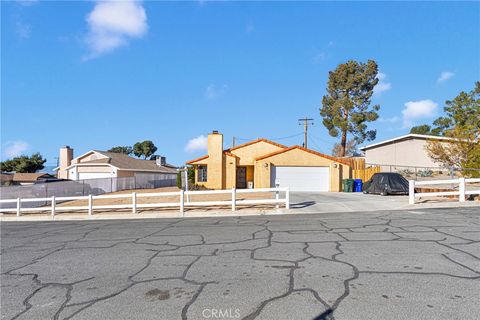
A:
[88, 194, 93, 216]
[275, 188, 280, 209]
[285, 188, 290, 209]
[51, 196, 56, 217]
[180, 190, 184, 216]
[16, 198, 21, 217]
[45, 184, 49, 207]
[232, 188, 236, 212]
[459, 177, 465, 202]
[409, 180, 415, 205]
[132, 192, 137, 214]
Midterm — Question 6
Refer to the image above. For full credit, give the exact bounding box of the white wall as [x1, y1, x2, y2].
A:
[365, 138, 442, 169]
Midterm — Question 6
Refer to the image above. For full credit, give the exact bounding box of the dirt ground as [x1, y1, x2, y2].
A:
[7, 187, 278, 216]
[57, 187, 275, 206]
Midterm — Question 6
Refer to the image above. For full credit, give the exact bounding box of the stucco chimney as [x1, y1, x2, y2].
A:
[58, 146, 73, 179]
[207, 131, 224, 189]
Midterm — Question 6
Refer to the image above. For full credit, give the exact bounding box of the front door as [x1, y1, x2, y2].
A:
[236, 167, 247, 189]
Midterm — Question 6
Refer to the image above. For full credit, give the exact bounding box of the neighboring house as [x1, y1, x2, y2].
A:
[186, 131, 351, 192]
[0, 173, 14, 186]
[359, 134, 455, 169]
[1, 172, 59, 186]
[55, 146, 177, 181]
[12, 173, 57, 185]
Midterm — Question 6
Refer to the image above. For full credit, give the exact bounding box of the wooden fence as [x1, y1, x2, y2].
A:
[352, 166, 381, 182]
[342, 157, 366, 170]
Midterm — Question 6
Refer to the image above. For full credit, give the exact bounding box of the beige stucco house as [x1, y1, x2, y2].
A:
[186, 131, 351, 192]
[360, 134, 455, 170]
[55, 147, 177, 181]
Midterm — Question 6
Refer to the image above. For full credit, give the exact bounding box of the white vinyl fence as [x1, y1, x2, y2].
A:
[409, 178, 480, 204]
[0, 174, 176, 209]
[0, 187, 289, 217]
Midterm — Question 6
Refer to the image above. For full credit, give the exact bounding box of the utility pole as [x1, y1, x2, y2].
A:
[298, 117, 314, 148]
[232, 136, 236, 148]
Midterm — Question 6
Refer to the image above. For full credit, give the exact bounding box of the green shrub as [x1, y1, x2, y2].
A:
[418, 169, 433, 177]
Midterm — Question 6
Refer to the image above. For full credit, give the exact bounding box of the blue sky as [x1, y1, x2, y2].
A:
[2, 1, 479, 167]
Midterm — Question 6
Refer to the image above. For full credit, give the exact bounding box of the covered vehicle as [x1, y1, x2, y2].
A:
[363, 172, 409, 196]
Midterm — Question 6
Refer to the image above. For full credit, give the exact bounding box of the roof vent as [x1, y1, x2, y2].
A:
[212, 130, 219, 134]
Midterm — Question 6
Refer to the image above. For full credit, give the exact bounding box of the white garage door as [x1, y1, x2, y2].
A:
[271, 166, 329, 192]
[77, 172, 113, 180]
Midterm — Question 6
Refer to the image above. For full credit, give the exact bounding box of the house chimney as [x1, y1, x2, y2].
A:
[207, 131, 223, 189]
[155, 156, 166, 167]
[58, 146, 73, 179]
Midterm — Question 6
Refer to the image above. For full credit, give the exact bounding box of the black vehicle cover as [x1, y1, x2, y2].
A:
[363, 173, 409, 195]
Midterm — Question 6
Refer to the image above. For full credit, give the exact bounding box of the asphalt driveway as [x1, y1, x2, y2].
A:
[1, 207, 479, 320]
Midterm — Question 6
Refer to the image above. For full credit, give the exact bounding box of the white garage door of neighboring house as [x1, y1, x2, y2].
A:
[271, 166, 329, 192]
[77, 172, 113, 180]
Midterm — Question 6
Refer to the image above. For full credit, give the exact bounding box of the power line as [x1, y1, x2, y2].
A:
[298, 117, 314, 148]
[235, 132, 304, 142]
[308, 134, 329, 154]
[308, 131, 335, 145]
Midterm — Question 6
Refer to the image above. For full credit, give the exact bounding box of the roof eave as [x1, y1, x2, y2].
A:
[360, 133, 457, 150]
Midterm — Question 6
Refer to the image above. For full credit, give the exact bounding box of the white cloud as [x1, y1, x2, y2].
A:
[402, 99, 438, 128]
[185, 135, 208, 153]
[437, 71, 454, 84]
[205, 84, 228, 100]
[373, 72, 392, 96]
[84, 0, 148, 60]
[3, 141, 29, 158]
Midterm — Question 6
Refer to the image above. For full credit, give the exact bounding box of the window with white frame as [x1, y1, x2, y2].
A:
[198, 165, 207, 182]
[197, 165, 207, 182]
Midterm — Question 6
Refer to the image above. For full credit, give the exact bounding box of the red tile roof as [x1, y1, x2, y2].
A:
[186, 154, 209, 165]
[255, 145, 351, 165]
[186, 138, 287, 165]
[227, 138, 288, 152]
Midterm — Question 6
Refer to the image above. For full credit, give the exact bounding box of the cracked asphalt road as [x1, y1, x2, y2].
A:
[1, 207, 479, 320]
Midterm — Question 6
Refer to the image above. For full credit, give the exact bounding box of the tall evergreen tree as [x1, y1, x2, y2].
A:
[320, 60, 380, 157]
[0, 153, 47, 173]
[133, 141, 158, 159]
[108, 146, 133, 155]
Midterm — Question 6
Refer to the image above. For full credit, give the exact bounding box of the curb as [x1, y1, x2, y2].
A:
[1, 201, 478, 222]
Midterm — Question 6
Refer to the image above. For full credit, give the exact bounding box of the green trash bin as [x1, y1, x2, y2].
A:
[342, 179, 354, 192]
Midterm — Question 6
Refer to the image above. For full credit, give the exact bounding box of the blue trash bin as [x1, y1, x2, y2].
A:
[353, 179, 363, 192]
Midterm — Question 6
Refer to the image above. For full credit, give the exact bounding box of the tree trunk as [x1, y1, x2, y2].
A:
[340, 108, 349, 157]
[340, 130, 347, 157]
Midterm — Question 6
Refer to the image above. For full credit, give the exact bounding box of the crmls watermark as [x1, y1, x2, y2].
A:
[202, 308, 241, 319]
